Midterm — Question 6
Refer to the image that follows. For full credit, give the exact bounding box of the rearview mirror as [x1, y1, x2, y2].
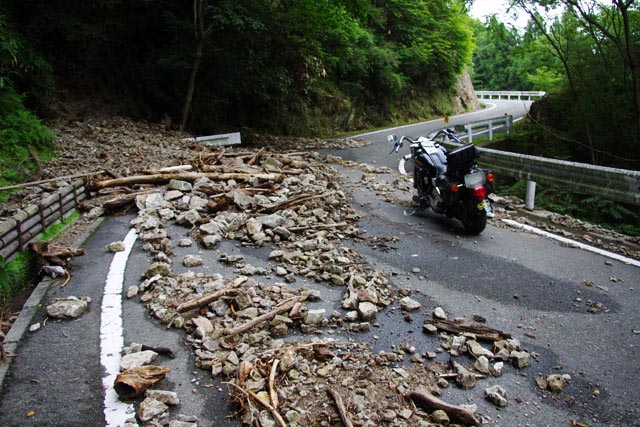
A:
[387, 134, 399, 144]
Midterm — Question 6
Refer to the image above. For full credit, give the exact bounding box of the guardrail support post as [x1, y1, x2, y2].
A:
[525, 180, 537, 210]
[488, 121, 493, 141]
[466, 124, 473, 144]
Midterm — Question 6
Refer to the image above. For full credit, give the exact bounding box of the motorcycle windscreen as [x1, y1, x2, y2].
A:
[398, 155, 415, 175]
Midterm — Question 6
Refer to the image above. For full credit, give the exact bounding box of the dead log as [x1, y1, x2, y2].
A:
[29, 241, 85, 267]
[114, 365, 171, 399]
[327, 389, 354, 427]
[146, 165, 193, 174]
[176, 276, 248, 313]
[247, 147, 266, 166]
[0, 171, 105, 191]
[224, 296, 304, 338]
[408, 388, 480, 426]
[424, 319, 511, 341]
[269, 359, 280, 409]
[90, 172, 284, 190]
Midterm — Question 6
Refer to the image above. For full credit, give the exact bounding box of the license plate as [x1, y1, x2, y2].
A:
[477, 199, 490, 210]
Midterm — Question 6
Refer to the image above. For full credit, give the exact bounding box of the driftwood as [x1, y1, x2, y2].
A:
[225, 381, 287, 427]
[408, 388, 480, 426]
[29, 241, 85, 267]
[114, 365, 171, 399]
[327, 389, 355, 427]
[147, 165, 193, 174]
[0, 171, 105, 191]
[176, 276, 248, 313]
[247, 147, 266, 166]
[90, 172, 284, 190]
[269, 359, 280, 409]
[424, 319, 511, 341]
[223, 296, 304, 338]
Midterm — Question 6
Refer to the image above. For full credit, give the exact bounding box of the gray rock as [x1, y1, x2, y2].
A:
[176, 209, 201, 226]
[202, 234, 222, 249]
[431, 409, 450, 425]
[467, 340, 494, 358]
[246, 218, 263, 235]
[305, 309, 326, 325]
[357, 302, 378, 321]
[168, 179, 193, 192]
[547, 374, 567, 393]
[456, 370, 477, 389]
[178, 238, 193, 247]
[168, 421, 197, 427]
[145, 389, 180, 406]
[400, 297, 421, 312]
[46, 296, 90, 319]
[422, 323, 438, 334]
[143, 262, 172, 278]
[137, 397, 168, 422]
[432, 306, 447, 320]
[200, 221, 224, 235]
[120, 350, 158, 371]
[107, 241, 126, 252]
[485, 385, 508, 407]
[86, 206, 106, 220]
[258, 214, 286, 228]
[511, 350, 531, 368]
[263, 157, 283, 172]
[183, 254, 203, 267]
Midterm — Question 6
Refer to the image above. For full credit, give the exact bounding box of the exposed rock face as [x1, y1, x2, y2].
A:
[453, 68, 482, 113]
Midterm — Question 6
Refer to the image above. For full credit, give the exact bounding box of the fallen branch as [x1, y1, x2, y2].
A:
[287, 222, 349, 232]
[247, 147, 266, 166]
[0, 171, 105, 191]
[225, 381, 287, 427]
[439, 372, 486, 380]
[269, 359, 280, 410]
[224, 296, 304, 338]
[424, 319, 511, 341]
[59, 269, 71, 288]
[91, 171, 284, 190]
[29, 242, 85, 267]
[327, 389, 354, 427]
[408, 388, 479, 426]
[103, 188, 158, 211]
[147, 165, 193, 174]
[177, 276, 248, 313]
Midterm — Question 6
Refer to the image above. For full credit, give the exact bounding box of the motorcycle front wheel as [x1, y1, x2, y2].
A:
[461, 208, 487, 234]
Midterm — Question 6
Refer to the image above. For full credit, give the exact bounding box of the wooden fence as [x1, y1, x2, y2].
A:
[0, 179, 86, 261]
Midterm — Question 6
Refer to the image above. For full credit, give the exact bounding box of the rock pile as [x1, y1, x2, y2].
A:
[87, 146, 541, 426]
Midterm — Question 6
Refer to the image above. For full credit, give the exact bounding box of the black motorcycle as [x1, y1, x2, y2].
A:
[388, 128, 495, 234]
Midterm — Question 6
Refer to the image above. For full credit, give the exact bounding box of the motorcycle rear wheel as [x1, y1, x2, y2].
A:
[461, 210, 487, 234]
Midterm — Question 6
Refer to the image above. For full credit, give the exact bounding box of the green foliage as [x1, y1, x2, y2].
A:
[0, 253, 31, 306]
[498, 178, 640, 236]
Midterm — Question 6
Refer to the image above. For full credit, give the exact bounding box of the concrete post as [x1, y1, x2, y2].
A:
[526, 180, 537, 210]
[466, 124, 473, 144]
[488, 121, 493, 141]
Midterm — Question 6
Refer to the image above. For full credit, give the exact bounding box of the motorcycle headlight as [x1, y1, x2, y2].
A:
[464, 171, 486, 187]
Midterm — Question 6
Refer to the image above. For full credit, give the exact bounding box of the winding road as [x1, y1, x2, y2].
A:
[0, 99, 638, 427]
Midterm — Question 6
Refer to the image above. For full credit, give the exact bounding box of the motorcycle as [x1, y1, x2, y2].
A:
[388, 128, 495, 234]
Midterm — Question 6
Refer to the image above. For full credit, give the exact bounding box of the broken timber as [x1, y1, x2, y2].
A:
[424, 319, 511, 341]
[90, 171, 284, 190]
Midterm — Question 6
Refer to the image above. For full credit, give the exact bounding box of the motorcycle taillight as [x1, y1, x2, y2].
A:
[471, 186, 487, 199]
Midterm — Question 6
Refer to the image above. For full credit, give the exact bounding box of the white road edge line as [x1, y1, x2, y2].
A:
[502, 218, 640, 268]
[101, 228, 138, 426]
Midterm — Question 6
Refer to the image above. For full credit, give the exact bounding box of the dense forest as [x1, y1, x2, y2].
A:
[1, 0, 639, 184]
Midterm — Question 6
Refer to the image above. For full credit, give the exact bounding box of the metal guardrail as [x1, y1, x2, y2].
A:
[437, 117, 640, 208]
[181, 132, 241, 147]
[476, 91, 546, 101]
[449, 115, 514, 144]
[0, 179, 86, 260]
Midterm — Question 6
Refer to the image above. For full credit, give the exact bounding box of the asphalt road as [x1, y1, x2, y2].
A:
[1, 99, 638, 427]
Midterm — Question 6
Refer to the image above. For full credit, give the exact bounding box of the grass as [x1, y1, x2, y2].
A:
[0, 210, 79, 310]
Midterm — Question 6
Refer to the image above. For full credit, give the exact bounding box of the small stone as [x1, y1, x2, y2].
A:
[456, 370, 477, 389]
[168, 179, 192, 192]
[431, 409, 450, 424]
[357, 302, 378, 321]
[183, 254, 203, 267]
[145, 390, 180, 406]
[143, 262, 172, 278]
[474, 355, 491, 374]
[120, 350, 158, 371]
[412, 267, 421, 273]
[433, 307, 447, 320]
[29, 323, 41, 332]
[511, 350, 531, 368]
[46, 296, 90, 319]
[467, 340, 494, 358]
[107, 241, 126, 252]
[178, 238, 193, 247]
[400, 297, 421, 312]
[202, 234, 222, 249]
[423, 323, 438, 334]
[485, 385, 508, 407]
[126, 286, 139, 298]
[305, 309, 326, 325]
[546, 374, 567, 393]
[137, 397, 168, 422]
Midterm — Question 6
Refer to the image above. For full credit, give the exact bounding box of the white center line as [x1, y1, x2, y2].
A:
[100, 228, 138, 426]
